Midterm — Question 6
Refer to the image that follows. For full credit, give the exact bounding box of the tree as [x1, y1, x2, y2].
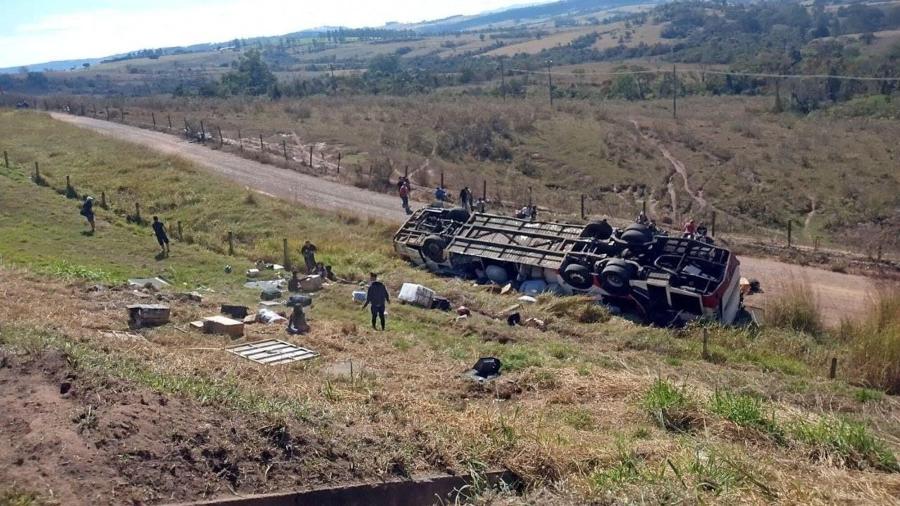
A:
[220, 49, 276, 96]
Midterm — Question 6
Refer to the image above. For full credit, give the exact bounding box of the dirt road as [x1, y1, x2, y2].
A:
[52, 113, 415, 222]
[52, 113, 877, 325]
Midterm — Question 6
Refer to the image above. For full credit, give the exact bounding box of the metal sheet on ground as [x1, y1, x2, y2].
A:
[227, 339, 318, 365]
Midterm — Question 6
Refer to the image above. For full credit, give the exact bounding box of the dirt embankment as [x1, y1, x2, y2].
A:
[50, 113, 885, 325]
[0, 348, 359, 505]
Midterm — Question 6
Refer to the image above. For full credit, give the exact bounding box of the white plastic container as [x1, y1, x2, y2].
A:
[398, 283, 435, 308]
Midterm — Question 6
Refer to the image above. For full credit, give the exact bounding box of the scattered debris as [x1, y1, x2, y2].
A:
[261, 288, 283, 301]
[524, 317, 547, 331]
[457, 306, 471, 316]
[507, 313, 522, 326]
[246, 268, 261, 278]
[224, 264, 233, 273]
[398, 283, 435, 308]
[257, 309, 287, 324]
[286, 294, 312, 308]
[127, 304, 170, 329]
[100, 331, 146, 341]
[352, 290, 367, 303]
[244, 280, 286, 291]
[259, 301, 282, 307]
[202, 316, 244, 338]
[127, 277, 170, 291]
[176, 291, 203, 303]
[431, 296, 451, 311]
[299, 275, 324, 292]
[227, 339, 318, 365]
[517, 295, 538, 304]
[221, 305, 250, 320]
[463, 357, 502, 382]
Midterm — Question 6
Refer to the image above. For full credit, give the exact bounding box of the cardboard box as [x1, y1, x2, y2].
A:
[203, 315, 245, 338]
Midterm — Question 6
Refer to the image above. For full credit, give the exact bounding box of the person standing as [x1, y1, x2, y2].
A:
[151, 216, 170, 256]
[80, 196, 95, 234]
[683, 219, 696, 238]
[399, 181, 411, 214]
[459, 186, 472, 212]
[362, 272, 390, 331]
[434, 185, 447, 206]
[300, 241, 318, 274]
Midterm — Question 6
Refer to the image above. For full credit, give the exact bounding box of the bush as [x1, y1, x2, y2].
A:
[791, 417, 898, 472]
[642, 378, 697, 431]
[709, 390, 784, 442]
[764, 280, 822, 335]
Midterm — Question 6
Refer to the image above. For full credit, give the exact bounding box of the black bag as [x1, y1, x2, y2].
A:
[473, 357, 502, 378]
[287, 294, 313, 308]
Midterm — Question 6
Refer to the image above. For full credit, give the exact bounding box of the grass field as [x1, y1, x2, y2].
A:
[1, 110, 898, 504]
[79, 92, 900, 256]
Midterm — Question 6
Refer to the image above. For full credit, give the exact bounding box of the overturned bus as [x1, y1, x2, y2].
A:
[393, 207, 743, 326]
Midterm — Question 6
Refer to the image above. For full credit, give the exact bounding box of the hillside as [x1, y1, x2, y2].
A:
[2, 110, 899, 505]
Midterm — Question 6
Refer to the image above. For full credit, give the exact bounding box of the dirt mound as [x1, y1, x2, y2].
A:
[0, 349, 361, 505]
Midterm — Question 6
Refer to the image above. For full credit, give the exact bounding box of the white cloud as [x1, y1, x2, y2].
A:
[0, 0, 525, 68]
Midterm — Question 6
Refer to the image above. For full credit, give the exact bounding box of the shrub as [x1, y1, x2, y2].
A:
[642, 378, 697, 431]
[791, 417, 898, 472]
[709, 390, 784, 442]
[764, 280, 822, 335]
[842, 287, 900, 394]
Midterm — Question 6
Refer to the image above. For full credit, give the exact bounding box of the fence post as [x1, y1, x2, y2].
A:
[167, 114, 172, 129]
[580, 194, 586, 220]
[34, 161, 40, 181]
[814, 236, 820, 252]
[440, 171, 444, 188]
[66, 175, 71, 190]
[177, 221, 183, 241]
[829, 357, 837, 379]
[101, 191, 107, 208]
[106, 107, 110, 121]
[134, 202, 141, 223]
[702, 327, 710, 360]
[308, 146, 313, 167]
[238, 129, 243, 151]
[528, 186, 533, 207]
[228, 231, 235, 256]
[283, 238, 290, 269]
[711, 211, 717, 238]
[199, 121, 206, 143]
[152, 112, 156, 128]
[3, 150, 7, 168]
[404, 165, 409, 178]
[337, 152, 341, 173]
[80, 104, 85, 116]
[184, 118, 189, 137]
[260, 135, 264, 152]
[483, 180, 487, 201]
[283, 140, 288, 160]
[218, 126, 224, 147]
[787, 220, 792, 248]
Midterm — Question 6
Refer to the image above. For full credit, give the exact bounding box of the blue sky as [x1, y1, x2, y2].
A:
[0, 0, 526, 68]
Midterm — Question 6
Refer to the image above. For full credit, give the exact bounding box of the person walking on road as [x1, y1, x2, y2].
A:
[151, 216, 170, 256]
[399, 181, 411, 214]
[301, 241, 318, 274]
[362, 272, 390, 331]
[80, 196, 96, 234]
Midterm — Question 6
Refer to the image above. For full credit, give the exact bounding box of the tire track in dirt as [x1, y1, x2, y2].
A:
[53, 113, 880, 325]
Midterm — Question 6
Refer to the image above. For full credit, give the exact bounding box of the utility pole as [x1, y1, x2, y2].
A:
[672, 64, 677, 120]
[547, 59, 554, 107]
[500, 59, 506, 101]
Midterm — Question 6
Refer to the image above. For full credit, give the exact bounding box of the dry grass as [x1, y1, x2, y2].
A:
[842, 286, 900, 394]
[763, 279, 823, 336]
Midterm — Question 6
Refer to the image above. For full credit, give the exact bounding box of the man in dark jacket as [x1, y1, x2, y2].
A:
[151, 216, 170, 256]
[362, 272, 390, 331]
[300, 241, 318, 273]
